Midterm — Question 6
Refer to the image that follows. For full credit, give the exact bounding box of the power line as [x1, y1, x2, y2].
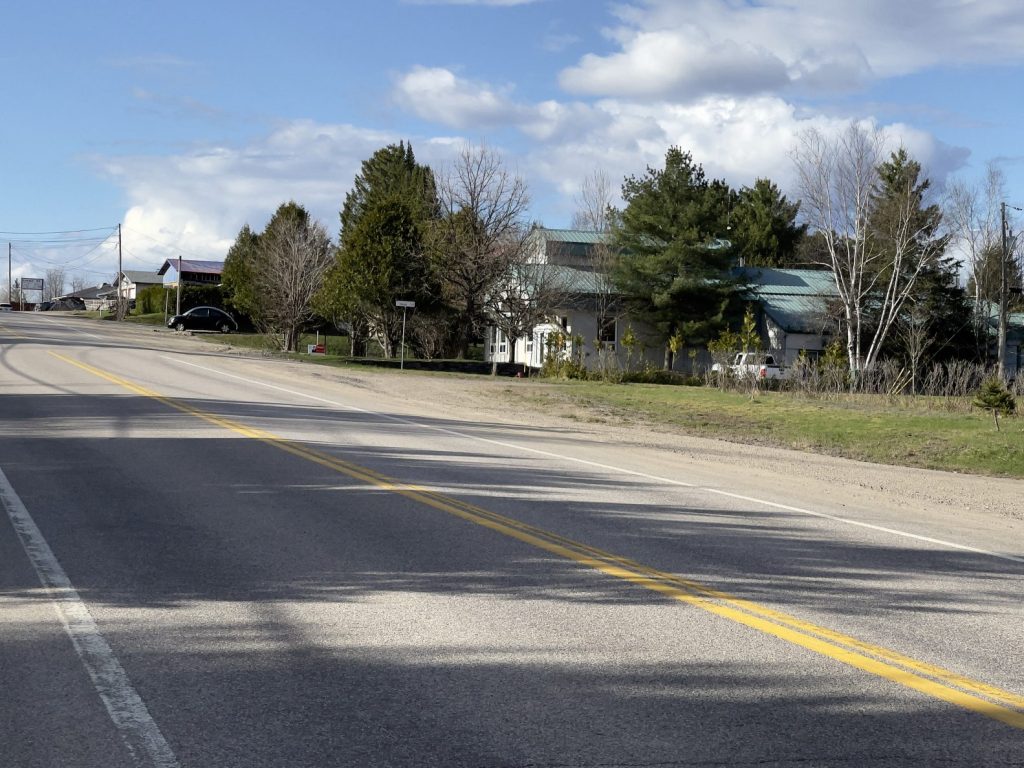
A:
[8, 236, 114, 246]
[121, 225, 213, 261]
[0, 226, 117, 235]
[11, 235, 117, 273]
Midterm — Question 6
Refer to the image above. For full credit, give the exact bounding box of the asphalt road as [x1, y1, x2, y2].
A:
[2, 312, 1023, 768]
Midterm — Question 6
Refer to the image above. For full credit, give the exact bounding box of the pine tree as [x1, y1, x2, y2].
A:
[222, 224, 261, 320]
[973, 377, 1016, 431]
[730, 178, 806, 267]
[612, 147, 739, 369]
[326, 142, 439, 355]
[324, 195, 433, 358]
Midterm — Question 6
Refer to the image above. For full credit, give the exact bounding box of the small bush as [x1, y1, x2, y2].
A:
[135, 284, 168, 315]
[973, 377, 1016, 430]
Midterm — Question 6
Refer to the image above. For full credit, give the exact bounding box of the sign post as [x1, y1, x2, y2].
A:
[22, 278, 43, 310]
[395, 300, 415, 369]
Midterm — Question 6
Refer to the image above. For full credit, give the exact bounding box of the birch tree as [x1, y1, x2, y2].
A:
[792, 126, 944, 377]
[944, 164, 1005, 314]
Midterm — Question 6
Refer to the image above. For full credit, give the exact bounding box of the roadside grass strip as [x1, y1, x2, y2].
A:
[50, 351, 1024, 731]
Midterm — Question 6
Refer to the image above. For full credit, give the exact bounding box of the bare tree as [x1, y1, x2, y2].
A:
[44, 267, 67, 301]
[793, 125, 943, 376]
[944, 164, 1005, 311]
[70, 275, 88, 295]
[898, 300, 932, 395]
[429, 144, 530, 358]
[253, 209, 334, 352]
[5, 279, 25, 307]
[572, 169, 614, 233]
[572, 170, 624, 369]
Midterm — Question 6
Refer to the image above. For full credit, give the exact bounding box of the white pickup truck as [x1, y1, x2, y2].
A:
[712, 352, 788, 380]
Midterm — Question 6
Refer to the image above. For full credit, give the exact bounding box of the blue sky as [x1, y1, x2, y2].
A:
[2, 0, 1023, 287]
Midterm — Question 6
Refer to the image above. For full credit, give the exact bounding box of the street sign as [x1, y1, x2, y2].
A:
[22, 278, 43, 291]
[395, 300, 415, 368]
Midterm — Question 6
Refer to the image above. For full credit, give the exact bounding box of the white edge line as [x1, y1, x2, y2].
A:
[0, 466, 180, 768]
[162, 355, 1024, 565]
[20, 314, 104, 339]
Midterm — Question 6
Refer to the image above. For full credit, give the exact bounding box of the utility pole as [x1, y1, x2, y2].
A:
[7, 242, 10, 304]
[176, 255, 182, 315]
[117, 223, 124, 320]
[999, 202, 1008, 380]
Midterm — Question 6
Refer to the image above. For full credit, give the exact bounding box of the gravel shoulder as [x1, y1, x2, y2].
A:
[57, 317, 1024, 533]
[264, 356, 1024, 535]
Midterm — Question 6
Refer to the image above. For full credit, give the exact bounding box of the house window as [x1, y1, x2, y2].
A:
[598, 316, 616, 351]
[490, 327, 507, 355]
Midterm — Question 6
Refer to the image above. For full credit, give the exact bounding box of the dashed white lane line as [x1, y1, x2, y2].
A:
[0, 466, 180, 768]
[163, 355, 1024, 565]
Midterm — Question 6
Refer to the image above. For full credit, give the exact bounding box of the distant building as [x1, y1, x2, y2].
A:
[68, 282, 116, 310]
[158, 259, 224, 287]
[484, 227, 837, 372]
[114, 270, 162, 302]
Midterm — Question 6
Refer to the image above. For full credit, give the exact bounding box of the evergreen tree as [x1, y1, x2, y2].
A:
[222, 224, 261, 320]
[322, 196, 434, 358]
[611, 147, 738, 368]
[326, 142, 438, 356]
[340, 141, 437, 247]
[967, 243, 1024, 309]
[973, 377, 1016, 431]
[729, 178, 806, 267]
[906, 253, 976, 363]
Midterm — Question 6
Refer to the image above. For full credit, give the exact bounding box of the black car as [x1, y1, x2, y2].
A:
[167, 306, 238, 333]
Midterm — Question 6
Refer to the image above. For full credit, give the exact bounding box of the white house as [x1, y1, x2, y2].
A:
[114, 269, 162, 302]
[485, 228, 839, 373]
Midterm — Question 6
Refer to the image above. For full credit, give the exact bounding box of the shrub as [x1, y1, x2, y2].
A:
[973, 377, 1016, 431]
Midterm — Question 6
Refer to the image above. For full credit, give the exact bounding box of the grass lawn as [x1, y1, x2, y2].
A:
[79, 312, 1021, 477]
[498, 380, 1024, 478]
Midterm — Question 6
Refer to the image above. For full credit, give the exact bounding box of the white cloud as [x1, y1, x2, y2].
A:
[521, 97, 967, 221]
[394, 66, 527, 129]
[97, 121, 398, 262]
[561, 29, 791, 99]
[390, 64, 968, 214]
[560, 0, 1024, 100]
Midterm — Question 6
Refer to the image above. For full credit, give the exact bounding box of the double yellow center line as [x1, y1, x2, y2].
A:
[50, 351, 1024, 730]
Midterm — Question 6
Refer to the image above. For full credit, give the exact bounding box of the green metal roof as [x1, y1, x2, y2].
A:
[531, 227, 611, 245]
[734, 267, 837, 334]
[758, 295, 834, 334]
[525, 264, 609, 294]
[737, 267, 837, 296]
